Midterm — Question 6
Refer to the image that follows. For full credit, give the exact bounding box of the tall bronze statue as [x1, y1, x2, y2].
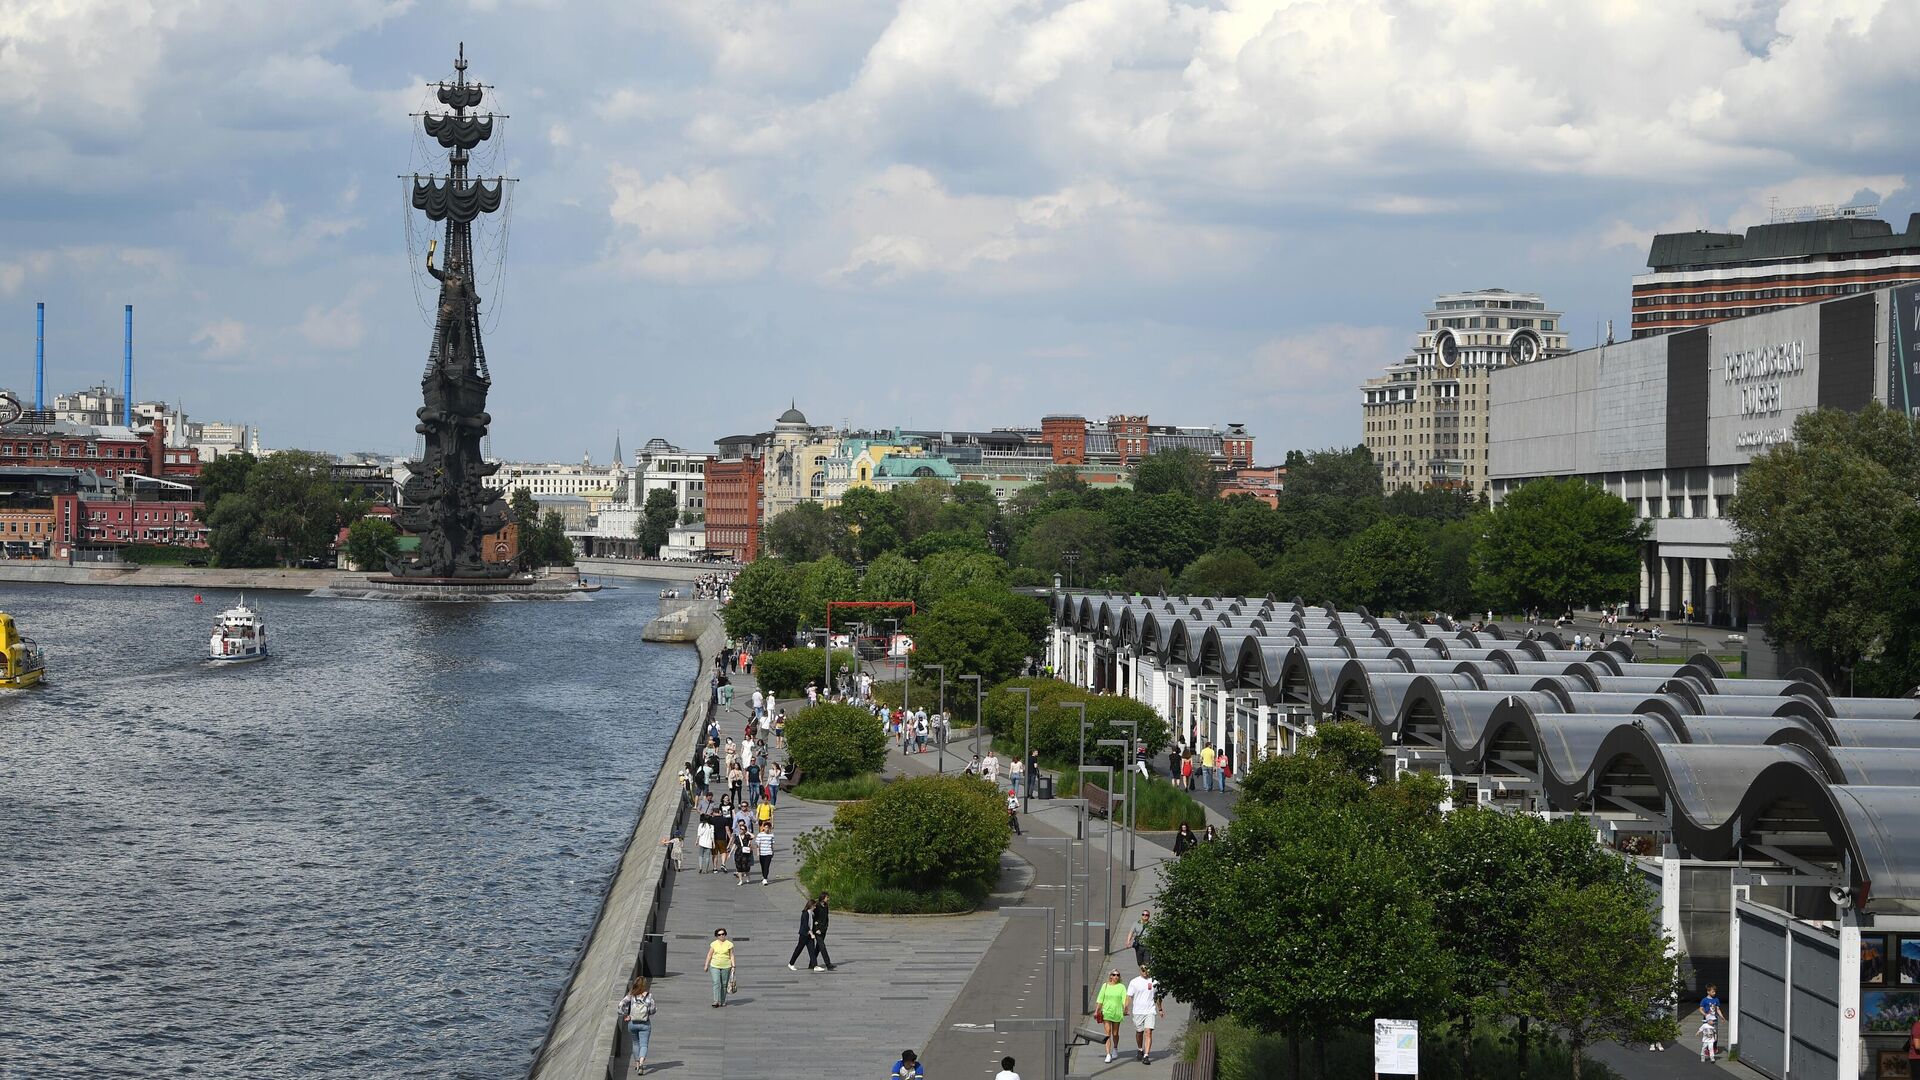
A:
[390, 45, 514, 579]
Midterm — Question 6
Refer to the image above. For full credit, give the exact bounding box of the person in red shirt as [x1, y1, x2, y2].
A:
[1909, 1016, 1919, 1064]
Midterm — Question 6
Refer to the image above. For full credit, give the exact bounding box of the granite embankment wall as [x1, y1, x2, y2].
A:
[0, 563, 369, 591]
[527, 600, 723, 1080]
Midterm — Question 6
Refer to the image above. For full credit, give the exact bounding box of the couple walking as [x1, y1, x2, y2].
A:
[787, 893, 837, 972]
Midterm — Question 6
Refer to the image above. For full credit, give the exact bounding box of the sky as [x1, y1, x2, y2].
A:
[1, 0, 1916, 464]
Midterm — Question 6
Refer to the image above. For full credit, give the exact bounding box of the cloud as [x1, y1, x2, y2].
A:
[1247, 324, 1402, 407]
[299, 290, 370, 350]
[608, 244, 776, 283]
[608, 167, 754, 243]
[192, 319, 249, 359]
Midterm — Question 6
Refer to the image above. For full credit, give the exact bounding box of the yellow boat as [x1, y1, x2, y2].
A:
[1, 611, 47, 689]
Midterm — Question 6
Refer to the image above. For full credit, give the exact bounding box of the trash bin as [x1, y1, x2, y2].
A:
[1036, 773, 1054, 800]
[642, 935, 668, 978]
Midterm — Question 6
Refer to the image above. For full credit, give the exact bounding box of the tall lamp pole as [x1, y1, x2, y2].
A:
[1009, 686, 1035, 812]
[1089, 755, 1124, 960]
[1065, 703, 1088, 840]
[1109, 718, 1140, 874]
[959, 673, 983, 762]
[925, 663, 947, 773]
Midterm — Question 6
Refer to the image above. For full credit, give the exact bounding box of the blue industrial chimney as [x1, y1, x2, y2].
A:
[122, 304, 132, 426]
[35, 302, 45, 411]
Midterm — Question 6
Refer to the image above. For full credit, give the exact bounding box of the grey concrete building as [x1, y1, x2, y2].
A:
[1489, 285, 1909, 627]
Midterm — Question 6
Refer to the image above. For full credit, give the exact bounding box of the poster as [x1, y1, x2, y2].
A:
[1891, 285, 1920, 425]
[1902, 937, 1920, 985]
[1861, 990, 1920, 1034]
[1374, 1018, 1419, 1076]
[1864, 935, 1887, 986]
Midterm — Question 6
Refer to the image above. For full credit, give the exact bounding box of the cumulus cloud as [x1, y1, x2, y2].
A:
[192, 319, 249, 359]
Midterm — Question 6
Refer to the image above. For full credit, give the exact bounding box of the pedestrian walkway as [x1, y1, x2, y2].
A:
[624, 670, 1008, 1080]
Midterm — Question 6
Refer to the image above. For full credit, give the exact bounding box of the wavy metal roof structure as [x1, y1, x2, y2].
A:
[1053, 591, 1920, 907]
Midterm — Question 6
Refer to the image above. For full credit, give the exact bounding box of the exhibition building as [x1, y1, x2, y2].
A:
[1046, 591, 1920, 1080]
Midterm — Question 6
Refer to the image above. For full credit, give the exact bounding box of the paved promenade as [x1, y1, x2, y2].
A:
[623, 669, 1010, 1079]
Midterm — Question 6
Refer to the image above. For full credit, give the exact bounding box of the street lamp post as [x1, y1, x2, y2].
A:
[1064, 701, 1088, 839]
[958, 673, 984, 763]
[1009, 686, 1035, 812]
[925, 663, 947, 773]
[1089, 755, 1124, 959]
[1062, 549, 1080, 589]
[1109, 718, 1140, 875]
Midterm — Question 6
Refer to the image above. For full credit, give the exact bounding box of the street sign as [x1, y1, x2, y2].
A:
[1374, 1018, 1418, 1077]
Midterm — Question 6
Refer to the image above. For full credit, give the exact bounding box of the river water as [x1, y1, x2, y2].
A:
[0, 580, 695, 1078]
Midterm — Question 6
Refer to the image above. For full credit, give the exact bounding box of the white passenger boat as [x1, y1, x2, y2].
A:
[207, 598, 269, 665]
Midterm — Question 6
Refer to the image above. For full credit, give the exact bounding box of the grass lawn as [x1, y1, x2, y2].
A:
[790, 773, 887, 801]
[1054, 767, 1208, 831]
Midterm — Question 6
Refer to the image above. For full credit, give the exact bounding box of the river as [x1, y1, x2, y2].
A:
[0, 580, 695, 1078]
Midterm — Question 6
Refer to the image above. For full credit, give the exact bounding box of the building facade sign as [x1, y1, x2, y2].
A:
[1724, 340, 1806, 416]
[1891, 284, 1920, 424]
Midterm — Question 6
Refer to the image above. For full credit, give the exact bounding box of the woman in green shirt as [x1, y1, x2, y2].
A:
[1096, 969, 1128, 1063]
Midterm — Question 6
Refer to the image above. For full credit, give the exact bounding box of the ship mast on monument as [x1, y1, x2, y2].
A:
[390, 44, 516, 580]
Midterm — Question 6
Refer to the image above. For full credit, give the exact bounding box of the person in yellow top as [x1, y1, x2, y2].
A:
[704, 927, 736, 1007]
[1095, 968, 1128, 1063]
[755, 798, 773, 828]
[1199, 743, 1218, 791]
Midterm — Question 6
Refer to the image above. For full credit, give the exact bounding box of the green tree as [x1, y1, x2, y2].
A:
[195, 450, 257, 521]
[1145, 798, 1452, 1075]
[245, 450, 364, 563]
[764, 501, 840, 562]
[723, 558, 805, 645]
[1727, 403, 1920, 686]
[1282, 445, 1381, 501]
[891, 477, 951, 543]
[1509, 878, 1678, 1080]
[1216, 496, 1285, 561]
[836, 487, 905, 561]
[509, 487, 540, 569]
[1110, 492, 1211, 574]
[1340, 518, 1433, 613]
[753, 646, 856, 698]
[635, 488, 678, 557]
[1132, 447, 1218, 502]
[918, 551, 1011, 606]
[785, 701, 889, 780]
[1427, 518, 1482, 616]
[905, 528, 991, 559]
[205, 494, 275, 568]
[1267, 538, 1346, 605]
[1015, 508, 1116, 583]
[859, 550, 920, 605]
[1275, 492, 1380, 547]
[1471, 478, 1647, 615]
[342, 517, 401, 571]
[534, 510, 575, 567]
[1385, 486, 1481, 522]
[1176, 549, 1267, 597]
[798, 555, 859, 627]
[907, 597, 1028, 686]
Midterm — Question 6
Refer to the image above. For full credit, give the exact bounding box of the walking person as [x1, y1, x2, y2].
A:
[755, 821, 776, 885]
[733, 823, 754, 885]
[1126, 966, 1164, 1063]
[1696, 984, 1725, 1062]
[1121, 968, 1159, 1060]
[788, 897, 821, 970]
[1026, 750, 1040, 797]
[1180, 749, 1194, 790]
[994, 1056, 1021, 1080]
[811, 892, 836, 970]
[712, 820, 731, 878]
[1096, 968, 1128, 1063]
[704, 928, 736, 1007]
[1006, 788, 1022, 835]
[618, 975, 657, 1075]
[1172, 823, 1197, 856]
[696, 817, 716, 872]
[1127, 909, 1151, 969]
[1199, 742, 1217, 791]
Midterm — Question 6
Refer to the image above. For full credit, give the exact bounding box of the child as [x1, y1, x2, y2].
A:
[1697, 1016, 1718, 1063]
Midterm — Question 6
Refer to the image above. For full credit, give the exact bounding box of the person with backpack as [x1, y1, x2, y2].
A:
[617, 975, 657, 1075]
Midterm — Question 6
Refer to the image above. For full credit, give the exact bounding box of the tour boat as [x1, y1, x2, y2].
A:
[0, 612, 46, 689]
[208, 598, 269, 665]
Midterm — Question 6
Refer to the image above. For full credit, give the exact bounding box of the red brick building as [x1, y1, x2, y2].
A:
[703, 453, 764, 562]
[53, 494, 208, 553]
[1218, 465, 1286, 507]
[1038, 415, 1087, 464]
[0, 418, 198, 482]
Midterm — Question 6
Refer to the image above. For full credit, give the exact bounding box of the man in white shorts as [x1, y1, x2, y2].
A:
[1125, 965, 1165, 1064]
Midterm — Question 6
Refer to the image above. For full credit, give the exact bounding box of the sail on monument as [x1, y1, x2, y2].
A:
[389, 45, 515, 580]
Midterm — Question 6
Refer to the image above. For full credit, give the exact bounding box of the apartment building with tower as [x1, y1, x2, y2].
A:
[1360, 288, 1570, 496]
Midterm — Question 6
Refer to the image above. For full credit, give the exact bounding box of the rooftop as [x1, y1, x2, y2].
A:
[1647, 213, 1920, 271]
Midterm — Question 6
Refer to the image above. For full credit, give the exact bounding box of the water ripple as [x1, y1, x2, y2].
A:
[0, 581, 692, 1078]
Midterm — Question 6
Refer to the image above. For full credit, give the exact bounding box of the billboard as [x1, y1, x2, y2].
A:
[1891, 284, 1920, 425]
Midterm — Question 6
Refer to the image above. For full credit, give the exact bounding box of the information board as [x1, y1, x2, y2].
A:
[1374, 1018, 1418, 1076]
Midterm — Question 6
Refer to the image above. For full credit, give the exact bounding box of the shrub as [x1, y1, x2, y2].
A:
[832, 775, 1009, 896]
[753, 647, 856, 699]
[982, 678, 1170, 764]
[785, 702, 887, 782]
[793, 827, 975, 914]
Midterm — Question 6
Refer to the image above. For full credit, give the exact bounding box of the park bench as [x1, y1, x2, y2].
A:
[1080, 782, 1111, 820]
[1169, 1031, 1217, 1080]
